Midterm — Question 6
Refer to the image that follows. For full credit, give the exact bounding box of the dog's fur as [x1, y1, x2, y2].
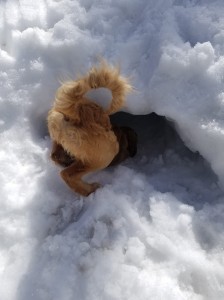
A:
[48, 62, 133, 196]
[51, 125, 137, 168]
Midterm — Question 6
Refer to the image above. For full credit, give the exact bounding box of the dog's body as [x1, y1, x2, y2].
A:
[48, 63, 135, 196]
[51, 125, 137, 168]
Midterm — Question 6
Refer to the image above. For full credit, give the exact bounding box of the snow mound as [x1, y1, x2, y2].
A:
[1, 1, 224, 300]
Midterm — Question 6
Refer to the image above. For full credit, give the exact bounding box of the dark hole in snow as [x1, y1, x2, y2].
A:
[110, 111, 199, 161]
[110, 112, 220, 209]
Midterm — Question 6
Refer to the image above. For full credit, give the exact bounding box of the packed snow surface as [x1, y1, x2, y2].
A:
[1, 0, 224, 299]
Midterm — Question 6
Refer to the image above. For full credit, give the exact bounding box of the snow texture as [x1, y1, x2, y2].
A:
[0, 1, 224, 300]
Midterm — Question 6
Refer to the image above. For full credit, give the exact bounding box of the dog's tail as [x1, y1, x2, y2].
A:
[54, 62, 132, 118]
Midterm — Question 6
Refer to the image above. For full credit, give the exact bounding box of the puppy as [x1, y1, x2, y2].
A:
[48, 62, 132, 196]
[51, 125, 137, 168]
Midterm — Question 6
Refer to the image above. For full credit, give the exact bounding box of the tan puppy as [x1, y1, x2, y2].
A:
[48, 62, 132, 196]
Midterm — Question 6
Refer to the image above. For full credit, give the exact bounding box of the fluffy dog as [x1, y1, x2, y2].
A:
[48, 62, 134, 196]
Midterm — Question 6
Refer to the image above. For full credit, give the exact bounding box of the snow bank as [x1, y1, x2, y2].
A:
[149, 40, 224, 187]
[1, 1, 224, 300]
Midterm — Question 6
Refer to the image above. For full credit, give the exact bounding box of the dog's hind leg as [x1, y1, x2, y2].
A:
[60, 160, 100, 196]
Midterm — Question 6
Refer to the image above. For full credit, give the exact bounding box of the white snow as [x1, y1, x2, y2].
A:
[1, 1, 224, 300]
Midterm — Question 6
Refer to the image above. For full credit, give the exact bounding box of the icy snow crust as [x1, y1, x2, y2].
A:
[1, 1, 224, 299]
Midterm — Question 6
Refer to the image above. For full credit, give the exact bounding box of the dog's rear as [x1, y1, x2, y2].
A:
[48, 62, 132, 196]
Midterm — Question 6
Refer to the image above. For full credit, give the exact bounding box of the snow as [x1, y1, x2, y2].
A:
[1, 0, 224, 299]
